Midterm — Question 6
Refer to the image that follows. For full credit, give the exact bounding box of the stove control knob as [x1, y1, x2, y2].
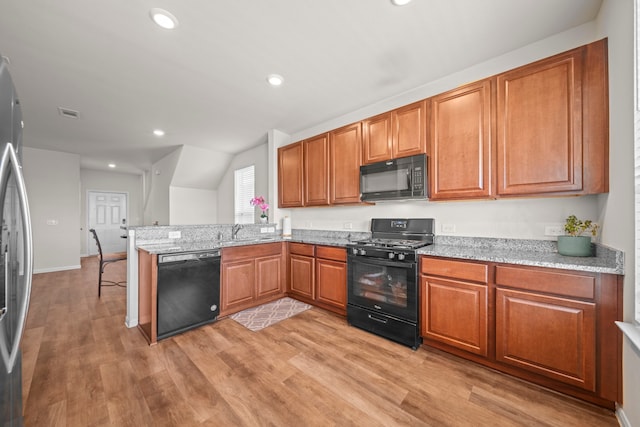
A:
[388, 252, 395, 260]
[351, 247, 358, 255]
[397, 253, 406, 261]
[358, 249, 366, 256]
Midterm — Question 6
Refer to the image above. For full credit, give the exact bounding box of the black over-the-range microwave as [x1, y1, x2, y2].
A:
[359, 153, 427, 202]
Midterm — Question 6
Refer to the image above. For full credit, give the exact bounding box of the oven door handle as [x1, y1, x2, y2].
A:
[348, 256, 416, 270]
[368, 314, 388, 324]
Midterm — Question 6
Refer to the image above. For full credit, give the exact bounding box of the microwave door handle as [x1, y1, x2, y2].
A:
[407, 167, 412, 192]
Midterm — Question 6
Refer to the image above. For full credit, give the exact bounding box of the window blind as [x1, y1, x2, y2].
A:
[234, 165, 255, 224]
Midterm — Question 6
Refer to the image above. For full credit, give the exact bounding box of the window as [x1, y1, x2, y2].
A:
[234, 165, 255, 224]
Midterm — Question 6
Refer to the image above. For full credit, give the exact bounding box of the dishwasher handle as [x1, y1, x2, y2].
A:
[158, 250, 221, 264]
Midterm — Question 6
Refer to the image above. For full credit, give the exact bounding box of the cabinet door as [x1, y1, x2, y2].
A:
[221, 259, 255, 315]
[392, 100, 427, 159]
[330, 123, 362, 204]
[316, 258, 347, 314]
[304, 134, 330, 206]
[495, 288, 596, 391]
[278, 142, 304, 207]
[421, 275, 488, 356]
[289, 254, 315, 300]
[497, 48, 583, 195]
[430, 80, 493, 200]
[255, 254, 283, 300]
[362, 112, 392, 164]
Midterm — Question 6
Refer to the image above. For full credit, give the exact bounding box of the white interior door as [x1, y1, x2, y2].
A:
[88, 191, 127, 255]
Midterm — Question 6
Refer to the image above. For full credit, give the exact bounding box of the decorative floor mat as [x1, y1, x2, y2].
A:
[230, 297, 312, 332]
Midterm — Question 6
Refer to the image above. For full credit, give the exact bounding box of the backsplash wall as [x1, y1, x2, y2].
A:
[280, 194, 600, 241]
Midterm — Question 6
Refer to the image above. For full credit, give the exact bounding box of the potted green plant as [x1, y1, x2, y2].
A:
[557, 215, 599, 257]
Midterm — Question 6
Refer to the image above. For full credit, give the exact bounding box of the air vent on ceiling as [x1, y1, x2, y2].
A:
[58, 107, 80, 119]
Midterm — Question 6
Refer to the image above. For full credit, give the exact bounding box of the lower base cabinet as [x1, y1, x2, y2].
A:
[288, 243, 347, 315]
[220, 243, 285, 316]
[420, 258, 489, 357]
[420, 256, 622, 409]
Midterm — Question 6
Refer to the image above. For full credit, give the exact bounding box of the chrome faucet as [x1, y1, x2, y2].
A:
[232, 224, 243, 240]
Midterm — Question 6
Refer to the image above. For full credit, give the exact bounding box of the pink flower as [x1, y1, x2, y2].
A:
[250, 196, 269, 216]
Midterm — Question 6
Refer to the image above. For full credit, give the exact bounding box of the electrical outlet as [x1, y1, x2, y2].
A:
[260, 227, 268, 233]
[168, 231, 181, 239]
[442, 223, 456, 233]
[544, 225, 565, 236]
[46, 219, 58, 226]
[344, 222, 353, 229]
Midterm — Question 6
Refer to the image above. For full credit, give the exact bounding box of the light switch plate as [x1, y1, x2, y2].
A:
[168, 231, 181, 239]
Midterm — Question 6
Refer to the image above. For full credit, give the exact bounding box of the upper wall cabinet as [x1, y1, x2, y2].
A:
[429, 79, 493, 200]
[362, 100, 427, 164]
[278, 142, 304, 208]
[278, 125, 362, 208]
[330, 122, 362, 204]
[304, 133, 330, 206]
[496, 39, 608, 196]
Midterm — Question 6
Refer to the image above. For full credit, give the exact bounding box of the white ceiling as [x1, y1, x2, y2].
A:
[0, 0, 603, 176]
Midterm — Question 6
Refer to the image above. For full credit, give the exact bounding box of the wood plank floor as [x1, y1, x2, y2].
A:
[21, 257, 619, 426]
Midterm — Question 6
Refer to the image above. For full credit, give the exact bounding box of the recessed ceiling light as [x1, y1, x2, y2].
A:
[108, 163, 116, 168]
[267, 74, 284, 86]
[391, 0, 412, 5]
[153, 129, 165, 137]
[149, 8, 178, 30]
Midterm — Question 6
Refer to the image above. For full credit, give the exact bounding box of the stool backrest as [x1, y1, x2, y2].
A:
[89, 228, 104, 259]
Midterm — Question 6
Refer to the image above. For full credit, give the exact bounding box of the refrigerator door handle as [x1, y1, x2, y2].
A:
[0, 142, 33, 374]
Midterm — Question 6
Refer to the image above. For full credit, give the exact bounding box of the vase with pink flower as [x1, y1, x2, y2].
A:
[250, 196, 269, 223]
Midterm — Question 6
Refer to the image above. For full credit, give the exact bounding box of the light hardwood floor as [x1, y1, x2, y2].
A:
[21, 257, 619, 426]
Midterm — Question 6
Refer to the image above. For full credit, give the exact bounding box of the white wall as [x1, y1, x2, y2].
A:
[170, 186, 218, 224]
[146, 147, 181, 225]
[22, 147, 81, 273]
[79, 168, 143, 255]
[217, 143, 269, 224]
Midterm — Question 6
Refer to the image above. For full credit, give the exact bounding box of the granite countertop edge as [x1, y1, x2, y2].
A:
[136, 234, 624, 275]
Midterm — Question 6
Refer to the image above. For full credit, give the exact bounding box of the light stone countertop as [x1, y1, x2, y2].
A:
[134, 228, 624, 275]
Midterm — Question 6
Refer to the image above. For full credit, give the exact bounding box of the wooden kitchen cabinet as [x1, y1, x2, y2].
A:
[137, 248, 158, 344]
[221, 243, 285, 316]
[429, 79, 493, 200]
[288, 243, 315, 300]
[495, 265, 597, 392]
[330, 123, 362, 204]
[304, 133, 330, 206]
[287, 243, 347, 316]
[315, 246, 347, 315]
[278, 142, 304, 208]
[420, 258, 489, 356]
[496, 39, 608, 196]
[362, 100, 427, 164]
[419, 255, 622, 409]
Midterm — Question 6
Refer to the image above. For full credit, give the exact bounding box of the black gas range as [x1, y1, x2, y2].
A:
[346, 218, 434, 349]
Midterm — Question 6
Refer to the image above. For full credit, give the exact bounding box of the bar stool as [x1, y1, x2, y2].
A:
[89, 228, 127, 297]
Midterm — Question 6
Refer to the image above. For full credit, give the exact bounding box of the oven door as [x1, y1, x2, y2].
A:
[347, 255, 417, 322]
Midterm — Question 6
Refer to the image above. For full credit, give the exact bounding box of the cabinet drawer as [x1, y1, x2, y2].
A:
[421, 257, 488, 283]
[289, 242, 315, 257]
[223, 242, 283, 261]
[495, 265, 595, 299]
[316, 245, 346, 262]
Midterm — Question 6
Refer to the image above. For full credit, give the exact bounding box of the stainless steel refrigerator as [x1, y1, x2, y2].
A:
[0, 55, 33, 426]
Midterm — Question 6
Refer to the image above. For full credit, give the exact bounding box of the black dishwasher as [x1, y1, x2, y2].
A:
[156, 250, 221, 340]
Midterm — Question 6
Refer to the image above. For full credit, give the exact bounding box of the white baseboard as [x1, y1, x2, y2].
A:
[617, 404, 631, 427]
[34, 264, 81, 274]
[125, 315, 138, 328]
